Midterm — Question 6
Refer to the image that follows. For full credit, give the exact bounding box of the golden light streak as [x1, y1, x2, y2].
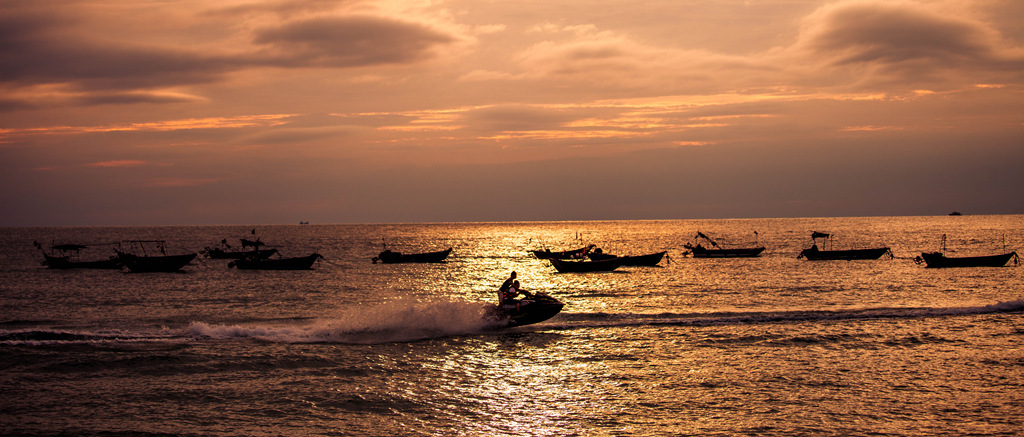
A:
[0, 114, 298, 137]
[379, 125, 466, 132]
[484, 130, 652, 141]
[839, 125, 904, 132]
[88, 160, 149, 168]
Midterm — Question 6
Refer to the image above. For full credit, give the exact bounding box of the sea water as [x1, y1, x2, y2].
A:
[1, 216, 1022, 435]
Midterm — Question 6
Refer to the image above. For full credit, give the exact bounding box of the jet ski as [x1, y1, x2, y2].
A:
[487, 291, 565, 328]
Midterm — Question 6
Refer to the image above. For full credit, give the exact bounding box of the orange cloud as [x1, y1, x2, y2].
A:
[88, 160, 150, 168]
[0, 114, 297, 138]
[148, 177, 221, 187]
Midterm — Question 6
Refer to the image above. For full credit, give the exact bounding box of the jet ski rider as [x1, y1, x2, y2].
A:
[497, 271, 532, 308]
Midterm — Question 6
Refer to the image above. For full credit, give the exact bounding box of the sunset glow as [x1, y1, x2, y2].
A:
[2, 0, 1022, 225]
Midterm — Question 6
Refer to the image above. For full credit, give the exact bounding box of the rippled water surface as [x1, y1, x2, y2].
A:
[2, 216, 1023, 435]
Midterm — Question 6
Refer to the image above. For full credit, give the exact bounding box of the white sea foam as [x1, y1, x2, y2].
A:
[188, 297, 500, 344]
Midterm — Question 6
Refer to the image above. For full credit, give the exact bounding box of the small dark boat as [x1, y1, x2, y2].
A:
[798, 246, 892, 260]
[549, 257, 624, 273]
[116, 240, 197, 273]
[587, 250, 667, 266]
[229, 253, 323, 270]
[203, 237, 278, 259]
[683, 231, 765, 258]
[373, 247, 452, 263]
[918, 251, 1018, 268]
[486, 291, 565, 328]
[797, 231, 891, 260]
[684, 244, 766, 258]
[36, 242, 121, 269]
[530, 245, 594, 260]
[203, 247, 279, 259]
[916, 234, 1019, 268]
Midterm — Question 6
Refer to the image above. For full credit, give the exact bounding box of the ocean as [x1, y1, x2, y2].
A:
[1, 216, 1022, 436]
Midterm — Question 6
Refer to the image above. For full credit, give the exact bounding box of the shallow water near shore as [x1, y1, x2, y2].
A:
[2, 216, 1022, 435]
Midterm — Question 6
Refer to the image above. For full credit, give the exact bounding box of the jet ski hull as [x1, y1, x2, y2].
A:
[488, 292, 564, 328]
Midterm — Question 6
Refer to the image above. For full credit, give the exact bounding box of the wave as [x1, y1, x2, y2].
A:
[0, 328, 181, 346]
[552, 299, 1024, 329]
[189, 298, 505, 344]
[3, 300, 1021, 346]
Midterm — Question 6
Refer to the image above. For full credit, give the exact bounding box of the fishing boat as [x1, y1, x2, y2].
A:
[36, 242, 121, 269]
[486, 291, 565, 328]
[799, 245, 892, 260]
[916, 234, 1019, 268]
[116, 240, 197, 273]
[373, 247, 452, 263]
[202, 238, 278, 260]
[549, 257, 624, 273]
[229, 253, 323, 270]
[918, 251, 1018, 268]
[797, 232, 891, 260]
[683, 231, 765, 258]
[686, 245, 766, 258]
[587, 250, 667, 266]
[530, 245, 594, 260]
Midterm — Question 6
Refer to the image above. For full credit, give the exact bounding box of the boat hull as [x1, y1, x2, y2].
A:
[374, 248, 452, 263]
[530, 246, 590, 260]
[587, 251, 666, 266]
[230, 253, 323, 270]
[204, 248, 278, 260]
[799, 247, 891, 261]
[919, 251, 1018, 268]
[42, 254, 122, 269]
[549, 257, 624, 273]
[487, 293, 564, 327]
[685, 246, 765, 258]
[117, 252, 197, 273]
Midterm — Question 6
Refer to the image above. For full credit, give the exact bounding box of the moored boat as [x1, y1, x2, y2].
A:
[202, 237, 278, 259]
[916, 234, 1019, 268]
[36, 242, 121, 269]
[683, 231, 765, 258]
[797, 231, 891, 260]
[587, 250, 667, 266]
[684, 245, 765, 258]
[530, 245, 594, 260]
[798, 246, 892, 260]
[116, 240, 197, 273]
[918, 251, 1018, 268]
[373, 247, 452, 263]
[229, 253, 323, 270]
[486, 291, 565, 328]
[549, 257, 624, 273]
[203, 247, 279, 259]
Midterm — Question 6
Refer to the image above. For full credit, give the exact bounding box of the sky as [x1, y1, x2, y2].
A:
[2, 0, 1023, 226]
